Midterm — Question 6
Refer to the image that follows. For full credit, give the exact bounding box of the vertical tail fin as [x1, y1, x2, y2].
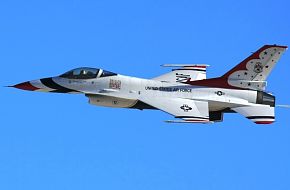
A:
[185, 45, 287, 90]
[222, 45, 287, 90]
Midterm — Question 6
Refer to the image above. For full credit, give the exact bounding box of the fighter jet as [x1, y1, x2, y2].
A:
[11, 45, 287, 124]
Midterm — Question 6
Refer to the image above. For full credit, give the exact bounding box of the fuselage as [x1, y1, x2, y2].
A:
[16, 73, 271, 112]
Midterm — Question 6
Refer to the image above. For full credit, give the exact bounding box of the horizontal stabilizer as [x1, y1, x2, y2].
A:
[232, 105, 275, 124]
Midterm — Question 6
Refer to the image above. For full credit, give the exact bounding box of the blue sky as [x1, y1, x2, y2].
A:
[1, 0, 290, 189]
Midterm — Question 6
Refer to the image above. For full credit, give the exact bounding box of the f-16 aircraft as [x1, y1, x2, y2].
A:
[11, 45, 287, 124]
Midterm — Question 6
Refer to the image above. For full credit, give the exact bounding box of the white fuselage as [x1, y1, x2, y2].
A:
[54, 74, 258, 111]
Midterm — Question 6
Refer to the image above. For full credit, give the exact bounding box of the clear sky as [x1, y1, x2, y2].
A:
[1, 0, 290, 189]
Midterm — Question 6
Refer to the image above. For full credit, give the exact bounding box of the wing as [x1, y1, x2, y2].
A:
[139, 96, 210, 123]
[153, 64, 208, 83]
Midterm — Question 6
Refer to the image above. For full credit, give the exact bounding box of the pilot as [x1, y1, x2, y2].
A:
[80, 70, 87, 76]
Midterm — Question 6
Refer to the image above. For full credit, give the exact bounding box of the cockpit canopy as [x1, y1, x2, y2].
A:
[59, 67, 117, 79]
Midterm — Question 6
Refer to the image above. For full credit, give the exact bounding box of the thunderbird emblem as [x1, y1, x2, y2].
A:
[254, 62, 263, 73]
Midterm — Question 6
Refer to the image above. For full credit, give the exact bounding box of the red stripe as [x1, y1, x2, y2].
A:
[13, 82, 40, 91]
[255, 121, 274, 124]
[185, 77, 244, 90]
[184, 66, 207, 68]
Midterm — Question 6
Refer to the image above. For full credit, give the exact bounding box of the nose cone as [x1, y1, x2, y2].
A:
[12, 81, 40, 91]
[10, 78, 80, 93]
